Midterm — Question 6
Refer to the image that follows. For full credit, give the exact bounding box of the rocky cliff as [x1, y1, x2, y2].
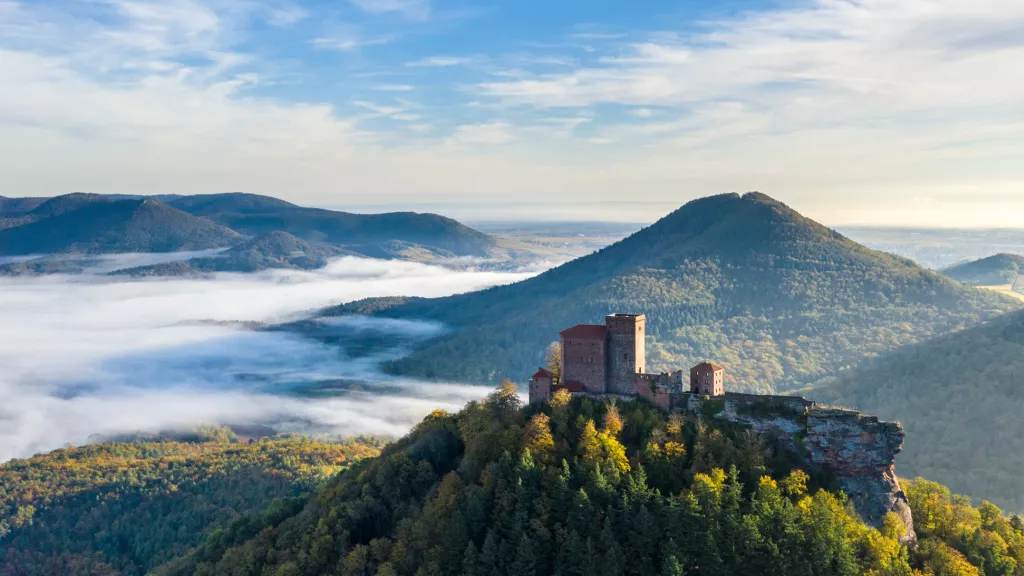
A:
[680, 393, 916, 544]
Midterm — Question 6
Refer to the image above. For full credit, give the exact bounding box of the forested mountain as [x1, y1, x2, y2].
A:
[811, 308, 1024, 513]
[328, 192, 1020, 392]
[941, 254, 1024, 286]
[112, 231, 357, 276]
[0, 192, 496, 265]
[0, 197, 242, 255]
[153, 387, 1024, 576]
[0, 435, 381, 576]
[167, 193, 298, 215]
[0, 195, 48, 216]
[168, 193, 496, 258]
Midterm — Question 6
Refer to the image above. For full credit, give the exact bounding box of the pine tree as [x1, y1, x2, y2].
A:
[479, 531, 499, 576]
[660, 554, 683, 576]
[598, 512, 625, 576]
[461, 542, 479, 576]
[509, 534, 537, 576]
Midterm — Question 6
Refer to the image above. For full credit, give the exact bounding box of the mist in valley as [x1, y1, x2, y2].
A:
[0, 255, 536, 461]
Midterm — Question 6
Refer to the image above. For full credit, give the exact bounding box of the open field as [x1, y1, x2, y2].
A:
[980, 284, 1024, 302]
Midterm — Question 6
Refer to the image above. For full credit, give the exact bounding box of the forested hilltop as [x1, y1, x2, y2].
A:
[0, 433, 381, 576]
[941, 254, 1024, 287]
[326, 192, 1020, 393]
[811, 308, 1024, 513]
[153, 386, 1024, 576]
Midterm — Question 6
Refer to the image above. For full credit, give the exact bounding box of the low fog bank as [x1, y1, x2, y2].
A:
[0, 256, 536, 461]
[0, 249, 228, 274]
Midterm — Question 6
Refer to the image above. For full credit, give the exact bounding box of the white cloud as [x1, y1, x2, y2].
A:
[449, 122, 516, 145]
[311, 35, 392, 51]
[348, 0, 429, 19]
[407, 55, 473, 67]
[480, 0, 1024, 113]
[374, 83, 416, 91]
[0, 257, 536, 461]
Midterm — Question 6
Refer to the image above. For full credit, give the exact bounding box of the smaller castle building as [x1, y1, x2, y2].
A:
[690, 362, 724, 396]
[530, 313, 724, 407]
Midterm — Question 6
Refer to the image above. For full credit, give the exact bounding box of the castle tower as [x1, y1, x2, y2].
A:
[605, 314, 646, 395]
[529, 368, 554, 405]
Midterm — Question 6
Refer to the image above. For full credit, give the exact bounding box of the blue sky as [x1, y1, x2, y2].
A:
[1, 0, 1023, 225]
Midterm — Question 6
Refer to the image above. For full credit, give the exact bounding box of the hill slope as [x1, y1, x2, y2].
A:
[0, 435, 380, 576]
[329, 192, 1019, 392]
[941, 253, 1024, 286]
[113, 231, 356, 275]
[0, 196, 242, 255]
[169, 193, 496, 258]
[811, 309, 1024, 512]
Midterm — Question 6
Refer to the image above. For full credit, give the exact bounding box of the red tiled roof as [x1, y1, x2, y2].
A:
[559, 324, 606, 339]
[694, 361, 724, 372]
[532, 368, 554, 379]
[553, 381, 585, 393]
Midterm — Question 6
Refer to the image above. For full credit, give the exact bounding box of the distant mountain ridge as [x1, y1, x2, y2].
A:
[323, 192, 1021, 392]
[0, 195, 48, 216]
[941, 253, 1024, 286]
[0, 197, 242, 255]
[167, 193, 495, 258]
[0, 192, 496, 267]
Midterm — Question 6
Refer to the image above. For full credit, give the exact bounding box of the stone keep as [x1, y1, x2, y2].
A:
[605, 314, 646, 394]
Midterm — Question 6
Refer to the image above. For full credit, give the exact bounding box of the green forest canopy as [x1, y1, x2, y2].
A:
[0, 434, 381, 576]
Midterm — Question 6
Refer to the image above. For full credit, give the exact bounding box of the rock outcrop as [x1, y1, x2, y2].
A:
[681, 393, 916, 544]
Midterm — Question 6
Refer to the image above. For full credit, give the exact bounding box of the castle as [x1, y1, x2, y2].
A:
[529, 313, 726, 408]
[527, 313, 917, 542]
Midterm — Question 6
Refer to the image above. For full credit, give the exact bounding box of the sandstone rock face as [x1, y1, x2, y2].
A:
[682, 394, 916, 544]
[805, 409, 916, 544]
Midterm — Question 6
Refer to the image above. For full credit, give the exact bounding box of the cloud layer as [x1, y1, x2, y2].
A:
[0, 256, 534, 461]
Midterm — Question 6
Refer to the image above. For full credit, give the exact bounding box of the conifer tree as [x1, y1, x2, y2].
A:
[509, 534, 536, 576]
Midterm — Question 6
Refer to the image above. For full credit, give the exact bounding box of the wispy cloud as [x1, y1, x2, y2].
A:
[407, 55, 474, 67]
[348, 0, 430, 19]
[480, 0, 1024, 113]
[449, 122, 516, 145]
[311, 34, 392, 51]
[374, 83, 416, 91]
